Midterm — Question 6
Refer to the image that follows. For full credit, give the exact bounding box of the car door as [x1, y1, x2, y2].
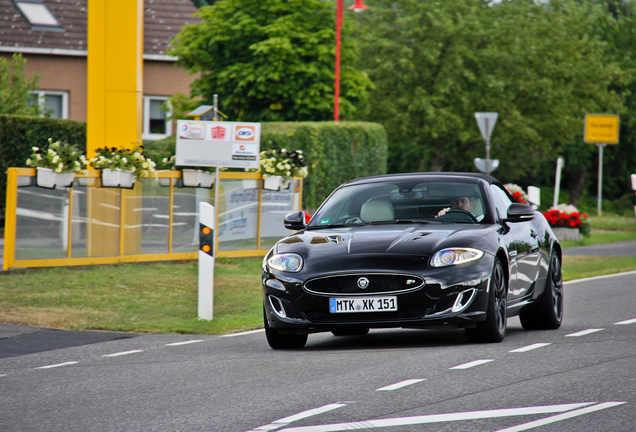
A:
[490, 185, 540, 301]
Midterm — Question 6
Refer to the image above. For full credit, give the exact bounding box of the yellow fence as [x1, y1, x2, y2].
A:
[3, 168, 302, 270]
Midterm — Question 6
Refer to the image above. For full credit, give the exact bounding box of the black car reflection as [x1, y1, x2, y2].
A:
[262, 173, 563, 349]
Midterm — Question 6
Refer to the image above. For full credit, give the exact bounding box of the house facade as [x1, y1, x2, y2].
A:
[0, 0, 200, 140]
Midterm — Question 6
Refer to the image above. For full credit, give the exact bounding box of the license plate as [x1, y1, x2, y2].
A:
[329, 296, 397, 313]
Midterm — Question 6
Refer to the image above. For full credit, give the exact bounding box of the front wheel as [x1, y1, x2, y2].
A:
[264, 309, 307, 349]
[466, 258, 507, 343]
[520, 252, 564, 330]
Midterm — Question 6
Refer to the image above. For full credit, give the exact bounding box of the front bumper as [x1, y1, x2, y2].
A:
[263, 254, 495, 334]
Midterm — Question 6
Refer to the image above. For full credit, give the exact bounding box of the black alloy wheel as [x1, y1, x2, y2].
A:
[264, 309, 308, 349]
[520, 252, 564, 330]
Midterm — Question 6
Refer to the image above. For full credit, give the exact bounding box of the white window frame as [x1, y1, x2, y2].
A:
[29, 90, 69, 119]
[143, 96, 173, 140]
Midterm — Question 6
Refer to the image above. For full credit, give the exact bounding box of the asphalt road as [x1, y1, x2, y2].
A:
[0, 270, 634, 432]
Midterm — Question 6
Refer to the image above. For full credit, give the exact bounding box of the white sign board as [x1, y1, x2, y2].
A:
[474, 158, 499, 173]
[474, 112, 498, 144]
[176, 120, 261, 169]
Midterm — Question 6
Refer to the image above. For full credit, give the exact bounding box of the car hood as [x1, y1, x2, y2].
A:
[274, 223, 496, 259]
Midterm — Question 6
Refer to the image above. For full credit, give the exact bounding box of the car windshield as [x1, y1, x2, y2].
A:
[307, 179, 488, 229]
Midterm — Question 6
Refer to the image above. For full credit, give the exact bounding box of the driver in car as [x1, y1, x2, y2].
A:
[437, 196, 476, 218]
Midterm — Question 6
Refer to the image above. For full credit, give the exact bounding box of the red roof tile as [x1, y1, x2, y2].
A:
[0, 0, 199, 57]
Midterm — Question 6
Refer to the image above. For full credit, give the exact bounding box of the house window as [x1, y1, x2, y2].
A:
[13, 0, 62, 30]
[29, 91, 68, 119]
[143, 96, 172, 140]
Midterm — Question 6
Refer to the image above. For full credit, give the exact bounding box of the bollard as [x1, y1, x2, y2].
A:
[198, 202, 215, 320]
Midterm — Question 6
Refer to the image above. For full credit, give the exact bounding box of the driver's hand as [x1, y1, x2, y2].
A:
[436, 207, 451, 217]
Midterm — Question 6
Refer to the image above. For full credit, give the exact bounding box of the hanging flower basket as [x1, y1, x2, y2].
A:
[101, 168, 136, 189]
[263, 175, 291, 191]
[181, 169, 215, 188]
[36, 167, 75, 189]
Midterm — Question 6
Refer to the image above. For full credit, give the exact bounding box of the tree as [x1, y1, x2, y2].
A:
[169, 0, 372, 122]
[356, 0, 623, 184]
[0, 53, 40, 116]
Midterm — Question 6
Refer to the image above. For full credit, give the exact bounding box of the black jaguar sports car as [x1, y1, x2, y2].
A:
[262, 172, 563, 349]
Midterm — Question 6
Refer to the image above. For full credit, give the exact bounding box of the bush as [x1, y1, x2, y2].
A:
[0, 114, 86, 220]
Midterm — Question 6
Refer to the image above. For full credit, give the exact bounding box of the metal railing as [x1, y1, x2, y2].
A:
[3, 168, 302, 270]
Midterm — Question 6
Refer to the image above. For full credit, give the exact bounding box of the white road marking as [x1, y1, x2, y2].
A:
[276, 402, 596, 432]
[615, 318, 636, 325]
[509, 343, 551, 353]
[449, 359, 494, 369]
[35, 361, 79, 369]
[221, 329, 265, 338]
[103, 350, 144, 357]
[376, 379, 426, 391]
[565, 329, 604, 337]
[165, 340, 205, 346]
[492, 402, 627, 432]
[247, 403, 347, 432]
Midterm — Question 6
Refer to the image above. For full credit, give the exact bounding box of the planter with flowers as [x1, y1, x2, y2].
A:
[161, 155, 215, 188]
[542, 204, 590, 241]
[90, 146, 156, 189]
[256, 149, 308, 191]
[26, 138, 88, 189]
[504, 183, 529, 204]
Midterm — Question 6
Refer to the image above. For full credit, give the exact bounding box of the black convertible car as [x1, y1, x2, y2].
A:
[262, 173, 563, 349]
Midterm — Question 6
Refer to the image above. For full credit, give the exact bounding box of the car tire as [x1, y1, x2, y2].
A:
[465, 258, 507, 343]
[264, 309, 307, 349]
[332, 328, 370, 336]
[520, 252, 564, 330]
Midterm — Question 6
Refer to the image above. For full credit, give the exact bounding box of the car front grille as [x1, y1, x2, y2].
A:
[304, 274, 424, 295]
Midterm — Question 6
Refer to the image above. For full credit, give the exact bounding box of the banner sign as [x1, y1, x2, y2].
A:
[176, 120, 261, 169]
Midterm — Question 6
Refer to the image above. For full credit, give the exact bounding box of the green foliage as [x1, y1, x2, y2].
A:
[169, 0, 372, 121]
[26, 139, 88, 173]
[0, 114, 86, 216]
[0, 54, 41, 117]
[357, 0, 623, 183]
[261, 122, 387, 209]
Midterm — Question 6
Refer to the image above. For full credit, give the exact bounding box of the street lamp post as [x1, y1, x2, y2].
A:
[334, 0, 368, 122]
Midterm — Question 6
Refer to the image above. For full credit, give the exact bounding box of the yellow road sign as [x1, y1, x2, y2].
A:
[584, 114, 620, 144]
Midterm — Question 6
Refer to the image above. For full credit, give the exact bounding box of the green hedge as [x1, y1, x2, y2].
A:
[0, 114, 86, 219]
[260, 122, 387, 209]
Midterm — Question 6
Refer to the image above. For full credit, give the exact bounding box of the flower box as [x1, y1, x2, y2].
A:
[552, 227, 582, 242]
[181, 169, 215, 188]
[35, 167, 75, 189]
[263, 175, 290, 191]
[101, 168, 136, 189]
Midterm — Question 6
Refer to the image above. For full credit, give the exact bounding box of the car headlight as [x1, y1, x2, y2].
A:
[431, 248, 484, 267]
[267, 253, 304, 272]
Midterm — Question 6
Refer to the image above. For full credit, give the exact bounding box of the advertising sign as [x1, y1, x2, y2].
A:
[584, 114, 619, 144]
[176, 120, 261, 169]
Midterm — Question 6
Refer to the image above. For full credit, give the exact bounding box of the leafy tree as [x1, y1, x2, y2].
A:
[356, 0, 623, 184]
[170, 0, 372, 122]
[0, 53, 40, 116]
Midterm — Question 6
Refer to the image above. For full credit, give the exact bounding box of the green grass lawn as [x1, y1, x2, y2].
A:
[1, 215, 634, 334]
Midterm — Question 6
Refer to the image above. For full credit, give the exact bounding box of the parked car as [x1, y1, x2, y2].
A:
[262, 172, 563, 349]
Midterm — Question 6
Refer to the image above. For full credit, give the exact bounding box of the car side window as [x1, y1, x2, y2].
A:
[490, 184, 512, 220]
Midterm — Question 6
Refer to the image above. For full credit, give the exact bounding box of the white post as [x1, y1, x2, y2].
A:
[553, 157, 564, 208]
[198, 202, 215, 320]
[631, 174, 636, 221]
[597, 144, 606, 215]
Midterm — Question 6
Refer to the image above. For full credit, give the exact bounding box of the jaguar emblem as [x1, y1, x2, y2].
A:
[357, 277, 370, 289]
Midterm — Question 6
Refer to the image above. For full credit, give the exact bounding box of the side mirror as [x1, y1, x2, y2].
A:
[284, 211, 306, 230]
[505, 203, 535, 222]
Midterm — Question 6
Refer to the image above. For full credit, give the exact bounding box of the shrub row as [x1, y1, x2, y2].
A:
[0, 114, 87, 219]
